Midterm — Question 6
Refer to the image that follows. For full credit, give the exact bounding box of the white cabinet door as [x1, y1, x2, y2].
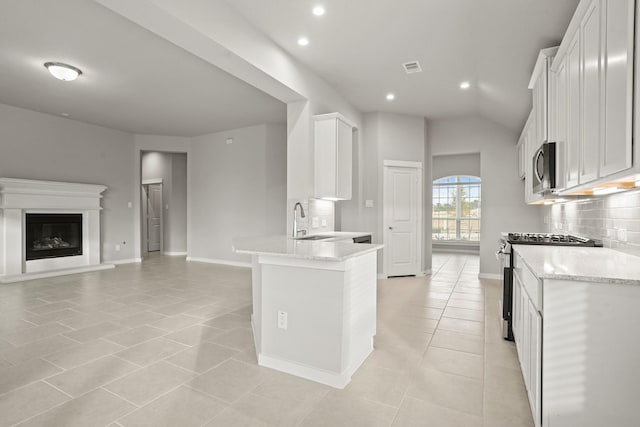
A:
[336, 119, 352, 200]
[517, 139, 526, 179]
[579, 0, 601, 184]
[566, 31, 581, 189]
[528, 299, 542, 427]
[533, 68, 548, 145]
[600, 0, 634, 177]
[314, 113, 354, 200]
[554, 55, 569, 192]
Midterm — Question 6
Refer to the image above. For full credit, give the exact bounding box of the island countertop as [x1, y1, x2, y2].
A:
[233, 235, 383, 261]
[513, 245, 640, 285]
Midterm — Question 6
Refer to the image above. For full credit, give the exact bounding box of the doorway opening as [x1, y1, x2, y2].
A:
[140, 151, 188, 259]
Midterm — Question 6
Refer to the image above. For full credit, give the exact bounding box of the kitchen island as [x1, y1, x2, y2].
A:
[233, 234, 383, 388]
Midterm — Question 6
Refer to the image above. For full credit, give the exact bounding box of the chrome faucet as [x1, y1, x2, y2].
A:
[292, 202, 306, 238]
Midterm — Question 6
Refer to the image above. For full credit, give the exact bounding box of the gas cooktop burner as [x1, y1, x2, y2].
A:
[507, 233, 602, 247]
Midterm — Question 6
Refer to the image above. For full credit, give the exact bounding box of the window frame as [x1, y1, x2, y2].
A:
[432, 175, 481, 244]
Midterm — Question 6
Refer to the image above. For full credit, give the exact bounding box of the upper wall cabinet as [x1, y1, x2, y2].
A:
[549, 0, 635, 195]
[314, 113, 355, 201]
[529, 47, 558, 147]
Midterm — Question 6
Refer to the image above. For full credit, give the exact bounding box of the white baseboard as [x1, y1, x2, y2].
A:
[0, 264, 115, 283]
[478, 273, 502, 280]
[258, 353, 351, 389]
[110, 258, 142, 265]
[162, 252, 187, 256]
[423, 269, 432, 276]
[377, 273, 387, 279]
[186, 257, 251, 268]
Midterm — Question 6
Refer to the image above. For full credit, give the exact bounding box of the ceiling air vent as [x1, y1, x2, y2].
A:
[402, 61, 422, 74]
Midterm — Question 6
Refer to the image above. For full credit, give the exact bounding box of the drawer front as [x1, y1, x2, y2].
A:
[514, 251, 542, 311]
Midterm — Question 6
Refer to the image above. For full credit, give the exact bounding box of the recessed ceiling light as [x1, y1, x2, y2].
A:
[44, 62, 82, 81]
[312, 5, 325, 16]
[459, 81, 471, 90]
[386, 93, 395, 101]
[297, 37, 309, 46]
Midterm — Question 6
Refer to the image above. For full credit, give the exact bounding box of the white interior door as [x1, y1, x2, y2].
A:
[384, 162, 422, 277]
[147, 184, 162, 252]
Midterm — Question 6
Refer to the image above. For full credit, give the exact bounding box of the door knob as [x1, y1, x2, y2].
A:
[388, 226, 393, 230]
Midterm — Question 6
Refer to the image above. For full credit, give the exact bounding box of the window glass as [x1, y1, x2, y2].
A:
[432, 175, 481, 242]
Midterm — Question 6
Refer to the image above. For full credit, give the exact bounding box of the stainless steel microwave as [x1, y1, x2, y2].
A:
[532, 142, 556, 194]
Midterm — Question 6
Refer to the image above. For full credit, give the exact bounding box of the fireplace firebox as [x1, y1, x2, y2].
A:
[25, 213, 83, 261]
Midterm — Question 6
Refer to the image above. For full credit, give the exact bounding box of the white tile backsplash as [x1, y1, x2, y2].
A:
[547, 188, 640, 257]
[287, 198, 335, 235]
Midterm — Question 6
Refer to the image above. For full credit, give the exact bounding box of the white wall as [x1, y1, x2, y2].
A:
[141, 151, 187, 254]
[433, 153, 481, 180]
[190, 123, 287, 264]
[428, 116, 544, 276]
[0, 103, 136, 263]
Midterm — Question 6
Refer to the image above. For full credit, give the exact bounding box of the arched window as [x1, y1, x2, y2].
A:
[432, 175, 481, 242]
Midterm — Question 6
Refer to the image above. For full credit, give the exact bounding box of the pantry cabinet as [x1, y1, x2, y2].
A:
[548, 0, 635, 194]
[314, 113, 355, 201]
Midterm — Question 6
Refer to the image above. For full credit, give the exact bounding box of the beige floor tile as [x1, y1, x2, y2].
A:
[58, 311, 119, 329]
[450, 292, 484, 302]
[0, 381, 70, 427]
[484, 383, 534, 427]
[204, 407, 269, 427]
[422, 347, 484, 380]
[379, 305, 443, 320]
[118, 385, 225, 427]
[149, 313, 203, 332]
[43, 339, 125, 370]
[116, 337, 189, 366]
[185, 303, 234, 320]
[438, 318, 484, 336]
[209, 327, 255, 351]
[163, 324, 226, 346]
[16, 387, 136, 427]
[203, 313, 251, 330]
[63, 321, 129, 343]
[344, 364, 409, 407]
[447, 299, 485, 311]
[366, 344, 423, 372]
[406, 367, 484, 416]
[0, 358, 62, 395]
[229, 393, 317, 427]
[103, 325, 166, 347]
[2, 322, 71, 346]
[188, 359, 268, 403]
[152, 301, 198, 316]
[443, 306, 485, 322]
[430, 330, 484, 355]
[0, 334, 78, 365]
[392, 396, 482, 427]
[252, 371, 330, 404]
[299, 391, 398, 427]
[167, 341, 238, 373]
[115, 311, 167, 328]
[27, 301, 76, 315]
[23, 308, 79, 326]
[45, 355, 139, 397]
[104, 361, 194, 406]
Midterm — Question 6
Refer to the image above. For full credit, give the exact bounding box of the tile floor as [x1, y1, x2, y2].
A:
[0, 253, 533, 426]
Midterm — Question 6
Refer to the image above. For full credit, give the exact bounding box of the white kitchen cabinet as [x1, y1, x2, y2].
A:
[314, 113, 355, 201]
[523, 111, 543, 204]
[550, 0, 635, 193]
[512, 251, 543, 427]
[600, 0, 634, 177]
[517, 138, 526, 180]
[529, 47, 558, 147]
[579, 0, 601, 184]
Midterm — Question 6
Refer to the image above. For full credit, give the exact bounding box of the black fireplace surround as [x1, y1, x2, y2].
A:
[25, 213, 83, 261]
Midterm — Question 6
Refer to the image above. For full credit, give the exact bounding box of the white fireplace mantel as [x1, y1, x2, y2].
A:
[0, 178, 114, 283]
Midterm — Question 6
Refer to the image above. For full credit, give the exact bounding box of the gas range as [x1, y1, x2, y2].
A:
[506, 232, 603, 247]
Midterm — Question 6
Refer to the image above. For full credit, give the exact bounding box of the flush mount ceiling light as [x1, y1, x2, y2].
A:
[297, 37, 309, 46]
[386, 93, 395, 101]
[459, 81, 471, 90]
[312, 5, 325, 16]
[44, 62, 82, 81]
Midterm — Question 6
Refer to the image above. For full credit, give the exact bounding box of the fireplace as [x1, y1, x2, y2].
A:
[25, 213, 83, 261]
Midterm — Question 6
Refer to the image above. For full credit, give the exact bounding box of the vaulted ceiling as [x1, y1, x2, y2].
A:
[225, 0, 580, 131]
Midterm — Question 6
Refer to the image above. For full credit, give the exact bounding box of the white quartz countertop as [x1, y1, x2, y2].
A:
[513, 245, 640, 285]
[233, 234, 382, 261]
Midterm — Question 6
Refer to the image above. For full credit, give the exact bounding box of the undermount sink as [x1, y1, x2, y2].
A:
[296, 235, 333, 241]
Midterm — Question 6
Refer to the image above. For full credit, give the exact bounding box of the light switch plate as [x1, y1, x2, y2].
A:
[321, 219, 327, 227]
[365, 200, 374, 208]
[311, 217, 319, 228]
